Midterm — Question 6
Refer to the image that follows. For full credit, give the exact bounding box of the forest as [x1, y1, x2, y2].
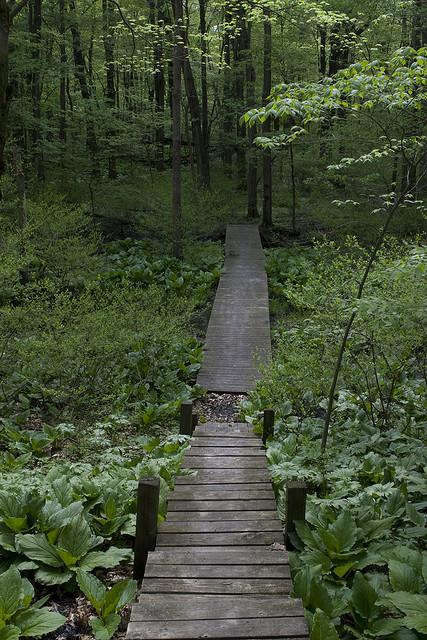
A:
[0, 0, 426, 637]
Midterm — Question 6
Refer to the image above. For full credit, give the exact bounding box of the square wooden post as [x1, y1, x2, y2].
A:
[180, 401, 193, 436]
[133, 477, 160, 581]
[262, 409, 275, 445]
[284, 481, 308, 548]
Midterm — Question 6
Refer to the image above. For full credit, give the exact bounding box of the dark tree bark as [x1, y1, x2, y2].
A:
[246, 22, 258, 219]
[199, 0, 208, 153]
[262, 7, 272, 228]
[154, 0, 166, 170]
[233, 7, 247, 189]
[171, 0, 183, 258]
[69, 0, 99, 175]
[102, 0, 117, 178]
[29, 0, 44, 179]
[0, 0, 30, 182]
[222, 3, 233, 167]
[318, 25, 326, 76]
[58, 0, 66, 143]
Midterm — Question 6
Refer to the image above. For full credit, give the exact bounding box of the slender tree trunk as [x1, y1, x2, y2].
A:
[154, 0, 166, 170]
[69, 0, 99, 175]
[246, 23, 258, 219]
[262, 7, 272, 228]
[199, 0, 208, 152]
[58, 0, 66, 143]
[222, 3, 233, 167]
[171, 0, 183, 258]
[0, 1, 11, 182]
[102, 0, 117, 178]
[29, 0, 44, 180]
[12, 146, 27, 227]
[234, 9, 246, 189]
[319, 25, 326, 76]
[182, 55, 209, 187]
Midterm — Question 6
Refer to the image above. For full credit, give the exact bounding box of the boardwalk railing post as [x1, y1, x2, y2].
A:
[133, 477, 160, 581]
[180, 401, 193, 436]
[192, 412, 198, 431]
[262, 409, 275, 445]
[284, 481, 308, 548]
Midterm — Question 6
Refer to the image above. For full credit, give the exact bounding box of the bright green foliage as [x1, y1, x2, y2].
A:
[76, 569, 137, 640]
[0, 566, 65, 638]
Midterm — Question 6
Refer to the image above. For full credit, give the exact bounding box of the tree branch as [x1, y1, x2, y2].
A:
[8, 0, 30, 20]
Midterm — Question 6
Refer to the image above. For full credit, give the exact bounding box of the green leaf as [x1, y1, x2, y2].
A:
[16, 535, 62, 568]
[14, 609, 66, 637]
[389, 560, 423, 593]
[328, 510, 358, 552]
[79, 547, 132, 571]
[0, 626, 21, 640]
[388, 593, 427, 634]
[90, 613, 121, 640]
[102, 579, 137, 617]
[0, 566, 22, 621]
[352, 571, 378, 620]
[311, 609, 339, 640]
[57, 516, 100, 561]
[76, 569, 106, 614]
[35, 567, 73, 586]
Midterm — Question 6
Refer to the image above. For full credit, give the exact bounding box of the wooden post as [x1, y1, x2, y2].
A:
[262, 409, 275, 445]
[192, 413, 198, 431]
[284, 481, 307, 548]
[133, 477, 160, 581]
[180, 401, 193, 436]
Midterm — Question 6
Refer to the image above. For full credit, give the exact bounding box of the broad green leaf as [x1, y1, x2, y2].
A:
[79, 548, 132, 571]
[14, 609, 66, 637]
[57, 516, 99, 561]
[0, 625, 20, 640]
[90, 613, 121, 640]
[76, 569, 106, 614]
[309, 578, 333, 616]
[352, 571, 378, 620]
[388, 593, 427, 634]
[35, 567, 73, 586]
[103, 579, 137, 617]
[311, 609, 339, 640]
[389, 560, 423, 593]
[328, 510, 357, 552]
[16, 535, 62, 568]
[0, 566, 22, 621]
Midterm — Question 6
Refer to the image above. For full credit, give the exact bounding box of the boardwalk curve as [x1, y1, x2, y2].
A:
[127, 423, 309, 640]
[197, 224, 271, 392]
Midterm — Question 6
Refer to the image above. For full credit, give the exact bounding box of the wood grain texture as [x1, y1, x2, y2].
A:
[147, 548, 289, 565]
[157, 531, 283, 546]
[140, 578, 292, 595]
[196, 225, 271, 393]
[166, 510, 280, 522]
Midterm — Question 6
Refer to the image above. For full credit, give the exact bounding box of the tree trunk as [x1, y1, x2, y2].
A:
[222, 3, 233, 167]
[0, 1, 11, 182]
[234, 9, 247, 189]
[58, 0, 67, 143]
[171, 0, 183, 258]
[262, 7, 272, 228]
[246, 23, 258, 219]
[102, 0, 117, 178]
[182, 54, 209, 187]
[12, 145, 27, 228]
[154, 0, 166, 170]
[199, 0, 208, 153]
[29, 0, 44, 180]
[69, 0, 99, 175]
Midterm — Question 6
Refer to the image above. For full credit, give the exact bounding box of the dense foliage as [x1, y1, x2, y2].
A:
[244, 240, 427, 638]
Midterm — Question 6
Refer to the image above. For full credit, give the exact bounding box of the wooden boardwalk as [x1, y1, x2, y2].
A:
[127, 422, 309, 640]
[197, 225, 271, 392]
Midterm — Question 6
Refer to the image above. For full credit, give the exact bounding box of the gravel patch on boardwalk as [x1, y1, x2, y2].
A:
[195, 393, 246, 423]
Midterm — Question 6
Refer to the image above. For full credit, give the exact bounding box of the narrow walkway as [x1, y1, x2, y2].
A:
[197, 224, 271, 392]
[127, 422, 309, 639]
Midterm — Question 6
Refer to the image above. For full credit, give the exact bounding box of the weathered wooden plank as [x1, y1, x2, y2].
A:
[175, 469, 271, 484]
[170, 488, 273, 500]
[144, 564, 290, 579]
[140, 578, 292, 595]
[166, 510, 279, 522]
[183, 437, 261, 447]
[193, 423, 254, 435]
[196, 225, 271, 393]
[183, 457, 266, 469]
[160, 520, 282, 534]
[157, 531, 282, 546]
[167, 499, 277, 512]
[131, 595, 302, 621]
[147, 548, 289, 565]
[172, 482, 272, 493]
[186, 447, 263, 456]
[127, 617, 306, 639]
